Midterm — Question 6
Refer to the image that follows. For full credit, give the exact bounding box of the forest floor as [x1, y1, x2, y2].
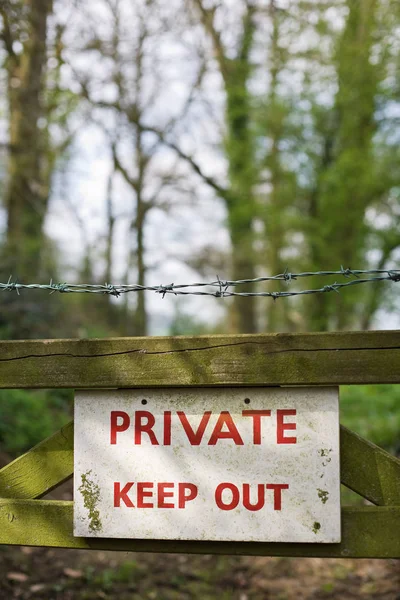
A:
[0, 545, 399, 600]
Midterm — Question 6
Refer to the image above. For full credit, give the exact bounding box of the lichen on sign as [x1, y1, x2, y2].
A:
[78, 470, 102, 532]
[317, 489, 329, 504]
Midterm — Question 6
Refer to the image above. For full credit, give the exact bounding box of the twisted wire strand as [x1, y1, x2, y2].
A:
[0, 268, 398, 299]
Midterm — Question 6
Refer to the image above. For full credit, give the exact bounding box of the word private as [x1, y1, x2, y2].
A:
[110, 407, 297, 447]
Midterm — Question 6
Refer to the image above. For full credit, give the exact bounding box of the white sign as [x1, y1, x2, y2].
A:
[74, 387, 340, 543]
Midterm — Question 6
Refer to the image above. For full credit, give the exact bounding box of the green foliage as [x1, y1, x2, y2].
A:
[169, 309, 217, 336]
[340, 384, 400, 452]
[0, 389, 71, 456]
[248, 0, 400, 332]
[83, 560, 145, 592]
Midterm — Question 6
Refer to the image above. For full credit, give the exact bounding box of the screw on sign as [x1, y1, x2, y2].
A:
[74, 388, 340, 543]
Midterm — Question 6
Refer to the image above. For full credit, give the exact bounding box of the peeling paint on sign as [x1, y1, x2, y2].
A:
[74, 387, 341, 543]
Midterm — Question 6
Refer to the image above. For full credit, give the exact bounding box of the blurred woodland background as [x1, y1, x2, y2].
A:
[1, 0, 400, 340]
[0, 1, 400, 598]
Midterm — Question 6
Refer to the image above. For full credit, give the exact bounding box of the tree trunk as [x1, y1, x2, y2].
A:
[228, 209, 257, 333]
[0, 0, 53, 339]
[305, 0, 378, 332]
[5, 0, 53, 280]
[134, 192, 147, 336]
[192, 0, 258, 333]
[224, 13, 257, 333]
[104, 171, 116, 325]
[264, 0, 289, 332]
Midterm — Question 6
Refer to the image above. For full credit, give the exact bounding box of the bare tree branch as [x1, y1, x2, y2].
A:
[111, 142, 139, 191]
[142, 125, 229, 200]
[191, 0, 228, 81]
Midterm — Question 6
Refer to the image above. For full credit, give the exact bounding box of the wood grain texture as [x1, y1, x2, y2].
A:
[0, 330, 399, 388]
[0, 422, 73, 499]
[340, 426, 400, 506]
[0, 500, 398, 558]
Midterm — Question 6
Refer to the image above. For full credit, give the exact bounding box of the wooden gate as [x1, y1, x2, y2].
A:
[0, 331, 399, 557]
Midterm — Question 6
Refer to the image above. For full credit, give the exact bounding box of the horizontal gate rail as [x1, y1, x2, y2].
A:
[0, 500, 398, 558]
[0, 330, 399, 388]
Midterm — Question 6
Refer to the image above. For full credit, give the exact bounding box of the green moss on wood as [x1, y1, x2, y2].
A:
[0, 501, 398, 558]
[0, 422, 73, 499]
[0, 331, 399, 388]
[340, 426, 400, 506]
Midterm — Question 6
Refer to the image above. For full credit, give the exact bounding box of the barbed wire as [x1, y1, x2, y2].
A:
[0, 268, 399, 300]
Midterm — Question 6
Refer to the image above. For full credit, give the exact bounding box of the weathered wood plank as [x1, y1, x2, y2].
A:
[340, 426, 400, 506]
[0, 331, 399, 388]
[0, 500, 398, 558]
[0, 423, 73, 499]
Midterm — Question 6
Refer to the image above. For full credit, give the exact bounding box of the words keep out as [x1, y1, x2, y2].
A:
[110, 409, 297, 446]
[113, 481, 290, 511]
